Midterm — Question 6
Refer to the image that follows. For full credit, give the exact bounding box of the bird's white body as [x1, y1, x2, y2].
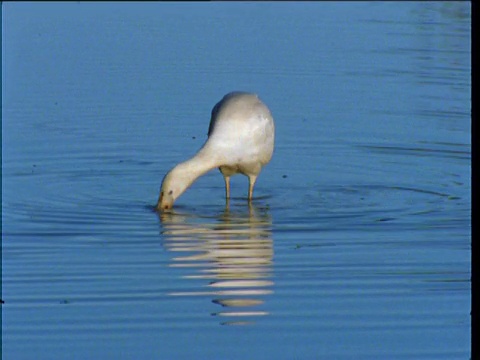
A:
[157, 92, 275, 210]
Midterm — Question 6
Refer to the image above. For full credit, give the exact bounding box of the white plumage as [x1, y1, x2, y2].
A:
[156, 91, 275, 210]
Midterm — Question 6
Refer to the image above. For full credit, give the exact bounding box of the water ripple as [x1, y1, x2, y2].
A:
[157, 205, 274, 325]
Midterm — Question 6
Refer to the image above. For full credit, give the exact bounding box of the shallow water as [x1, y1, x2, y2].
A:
[2, 2, 471, 359]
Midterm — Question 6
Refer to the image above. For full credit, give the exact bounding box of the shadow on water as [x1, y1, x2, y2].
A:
[155, 202, 273, 326]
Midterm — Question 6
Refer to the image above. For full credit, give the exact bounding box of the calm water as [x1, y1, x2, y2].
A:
[2, 2, 471, 359]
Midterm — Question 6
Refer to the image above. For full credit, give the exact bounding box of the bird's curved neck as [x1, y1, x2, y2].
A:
[174, 146, 220, 189]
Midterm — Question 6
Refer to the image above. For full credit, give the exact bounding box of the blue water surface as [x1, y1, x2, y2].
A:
[2, 2, 471, 359]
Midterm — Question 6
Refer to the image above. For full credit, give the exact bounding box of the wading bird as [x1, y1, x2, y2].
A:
[156, 91, 275, 210]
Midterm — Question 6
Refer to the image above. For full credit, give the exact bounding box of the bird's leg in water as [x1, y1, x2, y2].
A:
[248, 175, 257, 201]
[224, 176, 231, 199]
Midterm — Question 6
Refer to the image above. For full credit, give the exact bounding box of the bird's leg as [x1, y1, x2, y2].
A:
[248, 175, 257, 201]
[224, 175, 231, 199]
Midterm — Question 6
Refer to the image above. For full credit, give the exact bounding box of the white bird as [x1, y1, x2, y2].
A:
[156, 91, 275, 211]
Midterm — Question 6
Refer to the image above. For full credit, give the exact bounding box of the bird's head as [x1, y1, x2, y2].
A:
[156, 174, 177, 211]
[155, 165, 191, 211]
[156, 189, 174, 211]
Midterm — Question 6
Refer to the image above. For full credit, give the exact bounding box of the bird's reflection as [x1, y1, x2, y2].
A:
[158, 202, 273, 325]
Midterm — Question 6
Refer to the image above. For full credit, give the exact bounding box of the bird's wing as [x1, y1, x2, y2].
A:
[207, 100, 223, 137]
[207, 92, 252, 137]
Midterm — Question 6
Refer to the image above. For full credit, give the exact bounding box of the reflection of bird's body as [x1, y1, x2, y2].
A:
[157, 91, 275, 210]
